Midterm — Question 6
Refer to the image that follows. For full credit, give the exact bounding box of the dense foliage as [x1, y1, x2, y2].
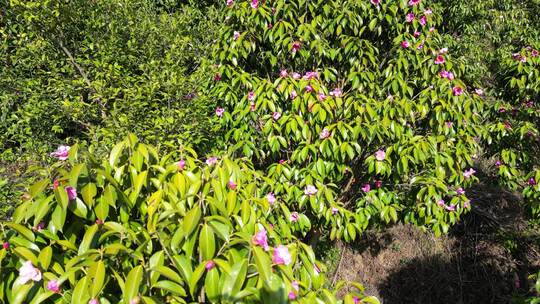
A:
[0, 0, 218, 159]
[436, 0, 540, 218]
[2, 0, 540, 302]
[210, 0, 484, 237]
[0, 137, 378, 303]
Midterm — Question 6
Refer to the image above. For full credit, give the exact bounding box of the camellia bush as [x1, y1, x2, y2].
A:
[209, 0, 485, 238]
[432, 0, 540, 219]
[0, 136, 378, 304]
[486, 45, 540, 218]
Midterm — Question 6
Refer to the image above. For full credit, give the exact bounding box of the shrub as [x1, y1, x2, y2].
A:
[0, 0, 219, 158]
[209, 0, 485, 238]
[486, 45, 540, 218]
[0, 136, 377, 303]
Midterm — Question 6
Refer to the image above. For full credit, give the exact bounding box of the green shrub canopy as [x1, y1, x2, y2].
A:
[210, 0, 484, 237]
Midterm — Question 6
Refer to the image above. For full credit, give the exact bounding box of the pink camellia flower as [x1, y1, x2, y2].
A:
[279, 159, 286, 164]
[414, 31, 421, 38]
[247, 91, 255, 101]
[250, 102, 256, 112]
[216, 107, 225, 117]
[330, 88, 343, 97]
[424, 9, 433, 15]
[437, 199, 445, 206]
[290, 212, 299, 222]
[495, 160, 502, 167]
[53, 179, 60, 189]
[375, 180, 383, 188]
[47, 280, 61, 293]
[434, 55, 445, 64]
[464, 200, 471, 209]
[504, 121, 511, 129]
[525, 100, 534, 107]
[280, 70, 288, 77]
[331, 207, 339, 215]
[50, 145, 70, 161]
[304, 185, 318, 196]
[272, 112, 281, 120]
[227, 180, 237, 190]
[419, 15, 427, 26]
[499, 107, 506, 113]
[353, 297, 361, 304]
[292, 281, 300, 292]
[267, 23, 273, 29]
[417, 43, 424, 50]
[272, 245, 292, 265]
[226, 0, 233, 6]
[33, 221, 45, 232]
[19, 261, 42, 284]
[214, 74, 222, 82]
[266, 192, 276, 205]
[445, 121, 453, 128]
[529, 178, 537, 186]
[305, 85, 313, 92]
[292, 72, 301, 79]
[288, 291, 296, 300]
[252, 228, 269, 250]
[429, 26, 435, 32]
[406, 13, 415, 22]
[178, 159, 186, 170]
[401, 41, 410, 48]
[370, 0, 380, 6]
[447, 72, 455, 80]
[290, 90, 298, 100]
[206, 157, 218, 166]
[205, 260, 216, 270]
[532, 49, 539, 57]
[233, 31, 240, 40]
[291, 42, 301, 53]
[463, 168, 476, 179]
[453, 86, 463, 96]
[317, 92, 327, 101]
[65, 186, 77, 201]
[250, 0, 259, 9]
[439, 70, 450, 78]
[89, 299, 100, 304]
[445, 204, 456, 211]
[375, 149, 386, 161]
[304, 71, 319, 80]
[439, 48, 448, 55]
[456, 188, 465, 195]
[319, 128, 330, 139]
[3, 242, 9, 250]
[408, 0, 421, 6]
[361, 184, 371, 193]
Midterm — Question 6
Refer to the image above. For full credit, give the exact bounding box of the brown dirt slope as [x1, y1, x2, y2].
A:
[330, 182, 540, 304]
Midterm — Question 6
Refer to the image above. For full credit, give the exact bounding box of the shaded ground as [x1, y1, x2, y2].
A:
[325, 178, 540, 303]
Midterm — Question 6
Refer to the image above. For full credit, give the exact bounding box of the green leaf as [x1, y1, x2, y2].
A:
[153, 280, 186, 296]
[199, 224, 216, 260]
[252, 247, 272, 284]
[222, 260, 248, 299]
[71, 276, 90, 304]
[6, 223, 35, 242]
[123, 265, 144, 304]
[92, 260, 106, 297]
[78, 224, 98, 255]
[109, 140, 126, 167]
[183, 207, 201, 237]
[37, 246, 52, 270]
